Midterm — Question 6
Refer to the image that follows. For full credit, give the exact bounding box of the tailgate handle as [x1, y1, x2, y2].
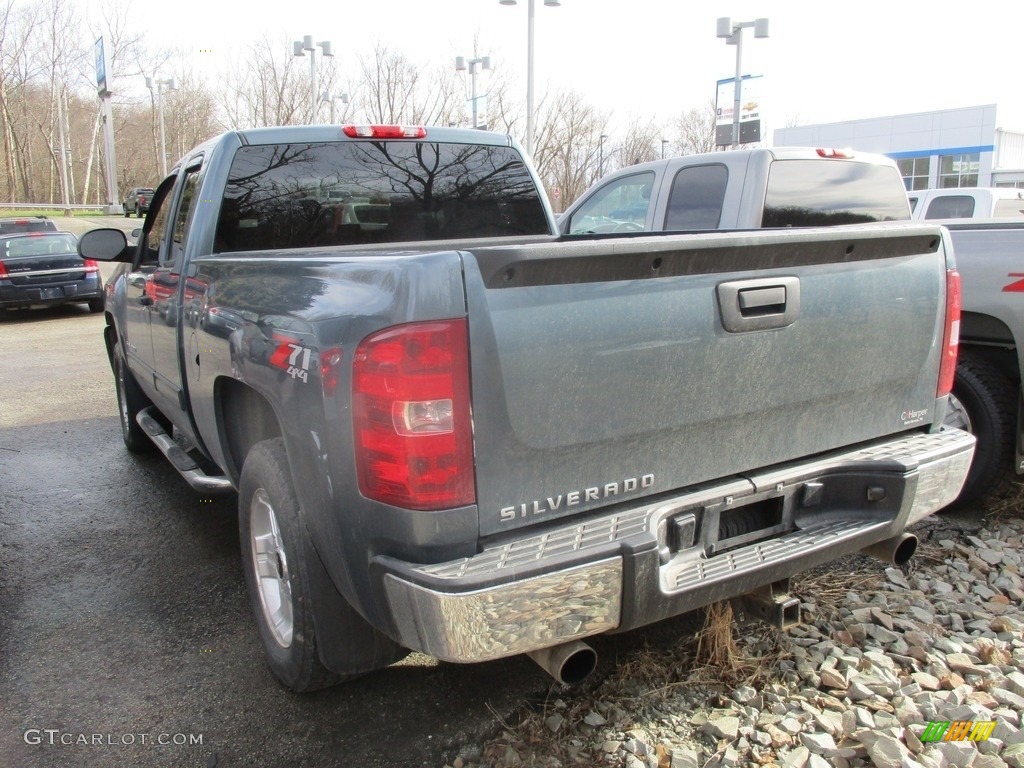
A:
[717, 277, 800, 333]
[739, 286, 787, 313]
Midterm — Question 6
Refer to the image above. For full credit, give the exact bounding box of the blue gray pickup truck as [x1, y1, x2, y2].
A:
[79, 126, 974, 692]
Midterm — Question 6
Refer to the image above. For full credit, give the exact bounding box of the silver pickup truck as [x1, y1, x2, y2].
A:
[937, 219, 1024, 506]
[78, 127, 974, 692]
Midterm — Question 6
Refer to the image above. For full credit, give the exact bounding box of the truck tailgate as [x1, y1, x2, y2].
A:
[464, 225, 948, 536]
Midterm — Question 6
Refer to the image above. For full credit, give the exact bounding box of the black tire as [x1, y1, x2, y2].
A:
[137, 210, 144, 218]
[239, 438, 404, 692]
[88, 296, 104, 313]
[123, 206, 130, 218]
[944, 352, 1017, 508]
[112, 340, 154, 452]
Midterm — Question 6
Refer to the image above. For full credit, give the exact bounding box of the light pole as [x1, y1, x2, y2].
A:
[455, 55, 491, 129]
[146, 75, 177, 178]
[293, 35, 333, 123]
[661, 139, 668, 159]
[598, 133, 608, 177]
[499, 0, 561, 156]
[716, 16, 768, 149]
[323, 92, 349, 123]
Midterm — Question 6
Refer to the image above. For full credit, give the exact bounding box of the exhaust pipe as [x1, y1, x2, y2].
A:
[861, 532, 918, 566]
[527, 641, 598, 686]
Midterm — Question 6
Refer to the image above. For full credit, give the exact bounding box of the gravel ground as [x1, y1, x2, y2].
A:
[443, 498, 1024, 768]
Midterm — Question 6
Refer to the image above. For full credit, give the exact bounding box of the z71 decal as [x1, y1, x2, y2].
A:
[269, 341, 312, 383]
[1002, 273, 1024, 292]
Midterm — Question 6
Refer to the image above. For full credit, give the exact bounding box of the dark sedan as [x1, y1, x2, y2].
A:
[0, 231, 104, 312]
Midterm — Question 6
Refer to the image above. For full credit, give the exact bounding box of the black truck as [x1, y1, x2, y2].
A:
[123, 187, 155, 218]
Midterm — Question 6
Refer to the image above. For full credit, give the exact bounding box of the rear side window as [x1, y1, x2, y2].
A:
[762, 159, 911, 227]
[663, 164, 727, 230]
[924, 195, 975, 219]
[214, 141, 548, 252]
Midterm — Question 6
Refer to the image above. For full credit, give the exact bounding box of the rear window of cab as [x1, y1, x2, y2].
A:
[762, 160, 912, 227]
[214, 141, 549, 252]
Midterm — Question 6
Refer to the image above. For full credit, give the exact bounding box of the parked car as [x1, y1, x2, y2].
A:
[0, 216, 59, 234]
[0, 231, 104, 312]
[123, 187, 155, 218]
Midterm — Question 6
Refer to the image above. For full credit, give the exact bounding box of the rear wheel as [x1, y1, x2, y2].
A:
[112, 340, 154, 452]
[88, 297, 104, 313]
[239, 438, 404, 692]
[944, 352, 1017, 508]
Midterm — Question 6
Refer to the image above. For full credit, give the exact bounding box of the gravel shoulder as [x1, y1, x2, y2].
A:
[445, 496, 1024, 768]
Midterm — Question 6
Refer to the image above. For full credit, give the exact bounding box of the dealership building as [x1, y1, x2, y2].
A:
[773, 104, 1024, 190]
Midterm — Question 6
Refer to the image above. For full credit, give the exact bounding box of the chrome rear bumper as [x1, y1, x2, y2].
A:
[379, 428, 974, 663]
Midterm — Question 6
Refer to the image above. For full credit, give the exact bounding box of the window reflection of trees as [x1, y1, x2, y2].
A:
[215, 141, 548, 252]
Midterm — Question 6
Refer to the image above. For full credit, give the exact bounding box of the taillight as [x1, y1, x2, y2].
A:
[342, 125, 427, 139]
[83, 258, 99, 273]
[938, 268, 961, 397]
[0, 260, 7, 278]
[352, 319, 475, 510]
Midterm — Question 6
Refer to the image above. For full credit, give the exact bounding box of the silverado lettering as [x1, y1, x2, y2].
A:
[500, 473, 656, 521]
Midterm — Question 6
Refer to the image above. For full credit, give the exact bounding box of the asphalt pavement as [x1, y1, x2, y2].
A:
[0, 223, 554, 768]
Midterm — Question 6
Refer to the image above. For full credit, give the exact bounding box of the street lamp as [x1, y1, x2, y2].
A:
[145, 75, 177, 178]
[716, 16, 768, 149]
[499, 0, 561, 156]
[661, 139, 669, 159]
[598, 133, 608, 176]
[293, 35, 333, 123]
[455, 55, 491, 129]
[322, 91, 349, 123]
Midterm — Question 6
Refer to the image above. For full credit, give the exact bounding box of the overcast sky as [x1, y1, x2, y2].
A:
[87, 0, 1024, 140]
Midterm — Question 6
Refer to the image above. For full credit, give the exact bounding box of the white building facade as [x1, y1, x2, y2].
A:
[774, 104, 1024, 190]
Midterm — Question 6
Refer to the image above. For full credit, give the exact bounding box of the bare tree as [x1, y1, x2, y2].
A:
[614, 118, 662, 170]
[531, 89, 610, 212]
[0, 0, 43, 200]
[669, 99, 717, 157]
[218, 35, 309, 130]
[357, 43, 462, 126]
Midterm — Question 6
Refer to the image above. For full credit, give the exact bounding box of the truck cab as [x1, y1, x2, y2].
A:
[559, 147, 911, 235]
[908, 187, 1024, 220]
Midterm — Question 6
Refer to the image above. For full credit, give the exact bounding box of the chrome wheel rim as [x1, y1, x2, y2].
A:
[944, 392, 972, 433]
[249, 489, 294, 648]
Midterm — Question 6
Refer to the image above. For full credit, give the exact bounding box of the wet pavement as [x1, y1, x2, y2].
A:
[0, 237, 551, 768]
[0, 216, 713, 768]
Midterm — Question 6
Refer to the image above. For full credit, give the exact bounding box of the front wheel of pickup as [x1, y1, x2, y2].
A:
[113, 340, 154, 453]
[239, 438, 405, 692]
[944, 353, 1017, 508]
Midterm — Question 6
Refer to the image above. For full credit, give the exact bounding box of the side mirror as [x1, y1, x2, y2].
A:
[78, 228, 131, 262]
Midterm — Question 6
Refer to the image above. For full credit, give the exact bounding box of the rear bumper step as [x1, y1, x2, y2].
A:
[379, 428, 974, 663]
[137, 407, 233, 493]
